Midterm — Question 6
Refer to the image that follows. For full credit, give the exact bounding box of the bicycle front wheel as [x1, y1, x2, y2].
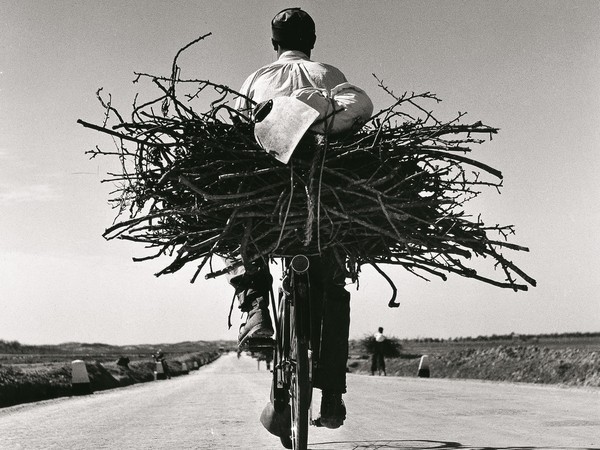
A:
[289, 282, 310, 449]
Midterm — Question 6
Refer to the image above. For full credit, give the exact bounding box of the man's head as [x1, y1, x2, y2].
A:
[378, 327, 384, 333]
[271, 7, 316, 56]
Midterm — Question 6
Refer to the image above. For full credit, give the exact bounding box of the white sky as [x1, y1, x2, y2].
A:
[1, 1, 599, 345]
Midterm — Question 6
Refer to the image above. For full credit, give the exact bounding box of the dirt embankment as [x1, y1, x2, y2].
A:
[2, 336, 598, 409]
[0, 351, 221, 408]
[349, 344, 600, 387]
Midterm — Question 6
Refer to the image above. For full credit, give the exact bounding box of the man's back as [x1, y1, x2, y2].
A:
[235, 50, 347, 114]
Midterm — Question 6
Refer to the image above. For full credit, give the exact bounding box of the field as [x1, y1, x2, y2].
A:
[0, 340, 236, 408]
[1, 333, 598, 409]
[348, 333, 600, 387]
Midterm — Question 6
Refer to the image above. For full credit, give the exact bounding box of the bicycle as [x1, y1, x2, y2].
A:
[271, 254, 315, 450]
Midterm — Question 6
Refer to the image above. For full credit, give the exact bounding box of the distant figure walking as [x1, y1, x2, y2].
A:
[371, 327, 386, 376]
[153, 349, 171, 379]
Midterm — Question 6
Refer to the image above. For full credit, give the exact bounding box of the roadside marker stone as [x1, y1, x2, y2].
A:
[418, 355, 430, 378]
[155, 361, 167, 380]
[71, 360, 92, 395]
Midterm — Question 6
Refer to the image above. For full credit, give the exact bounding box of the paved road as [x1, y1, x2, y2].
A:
[0, 353, 598, 449]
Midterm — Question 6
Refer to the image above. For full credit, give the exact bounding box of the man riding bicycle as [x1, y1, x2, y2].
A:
[227, 7, 373, 437]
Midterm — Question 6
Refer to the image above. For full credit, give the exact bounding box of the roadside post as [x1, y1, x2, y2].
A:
[71, 360, 92, 395]
[418, 355, 430, 378]
[155, 361, 166, 380]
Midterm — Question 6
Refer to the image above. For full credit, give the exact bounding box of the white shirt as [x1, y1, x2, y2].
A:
[235, 50, 348, 115]
[236, 50, 373, 136]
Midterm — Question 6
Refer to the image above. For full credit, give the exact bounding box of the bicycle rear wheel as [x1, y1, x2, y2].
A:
[289, 275, 311, 450]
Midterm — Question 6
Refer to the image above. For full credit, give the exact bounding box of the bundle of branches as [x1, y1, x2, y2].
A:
[359, 334, 403, 358]
[79, 37, 535, 305]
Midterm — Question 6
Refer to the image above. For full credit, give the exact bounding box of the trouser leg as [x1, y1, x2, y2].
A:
[310, 252, 350, 394]
[315, 286, 349, 392]
[225, 257, 272, 312]
[225, 256, 274, 345]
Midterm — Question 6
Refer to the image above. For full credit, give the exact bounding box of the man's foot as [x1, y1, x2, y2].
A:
[260, 401, 291, 439]
[279, 435, 292, 449]
[238, 300, 274, 347]
[315, 391, 346, 429]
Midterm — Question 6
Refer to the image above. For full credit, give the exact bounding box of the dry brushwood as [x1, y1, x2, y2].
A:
[78, 36, 535, 306]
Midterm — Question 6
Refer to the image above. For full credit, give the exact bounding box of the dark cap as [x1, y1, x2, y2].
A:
[271, 7, 316, 49]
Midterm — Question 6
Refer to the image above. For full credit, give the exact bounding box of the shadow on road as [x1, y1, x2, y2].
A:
[307, 439, 600, 450]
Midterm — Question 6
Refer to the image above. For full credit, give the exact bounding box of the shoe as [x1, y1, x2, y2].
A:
[316, 391, 346, 429]
[260, 401, 291, 438]
[238, 297, 274, 347]
[279, 435, 292, 449]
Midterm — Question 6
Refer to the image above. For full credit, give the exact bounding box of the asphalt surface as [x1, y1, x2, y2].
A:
[0, 353, 598, 449]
